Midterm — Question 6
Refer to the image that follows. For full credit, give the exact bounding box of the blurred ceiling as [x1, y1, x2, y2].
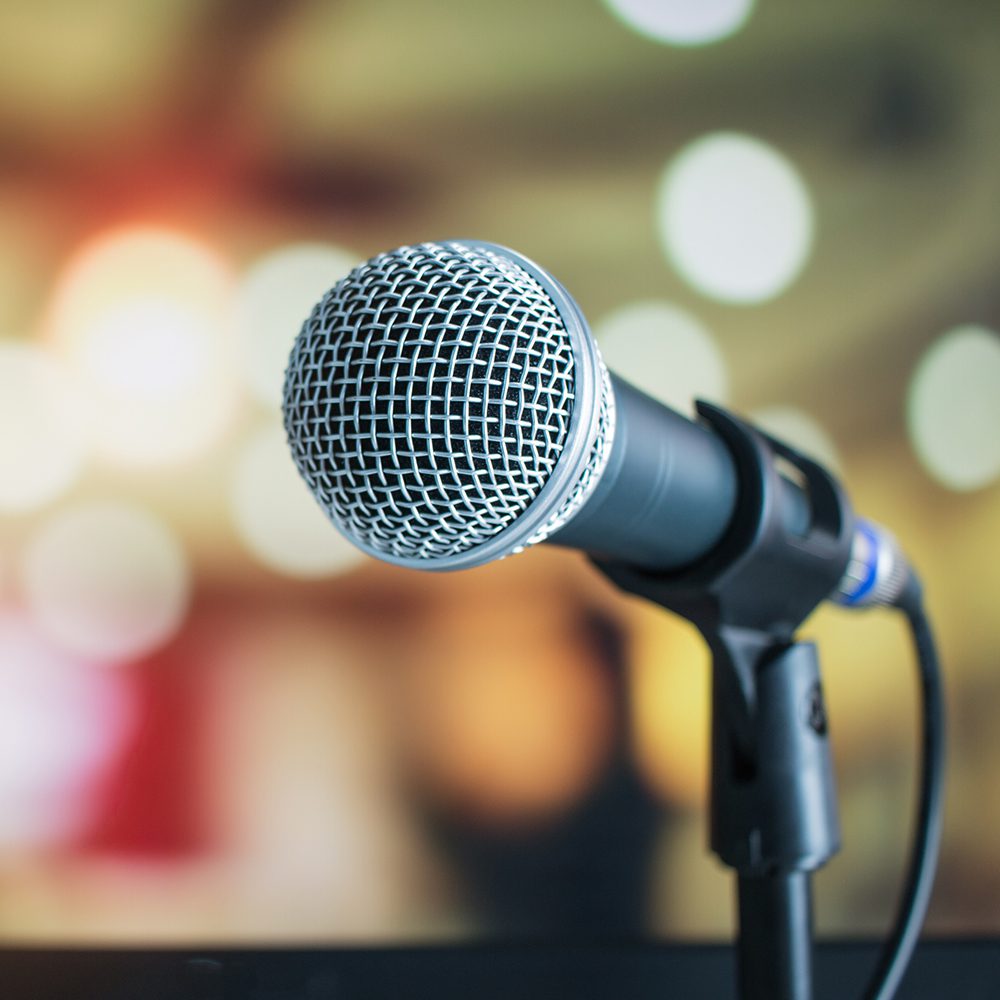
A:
[2, 0, 998, 448]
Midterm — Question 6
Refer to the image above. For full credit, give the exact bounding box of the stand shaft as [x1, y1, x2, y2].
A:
[709, 640, 839, 1000]
[737, 871, 813, 1000]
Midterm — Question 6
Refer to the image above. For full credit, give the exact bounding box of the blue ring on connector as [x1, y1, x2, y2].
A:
[839, 520, 880, 606]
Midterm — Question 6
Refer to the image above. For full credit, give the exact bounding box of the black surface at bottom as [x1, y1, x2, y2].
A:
[1, 940, 997, 1000]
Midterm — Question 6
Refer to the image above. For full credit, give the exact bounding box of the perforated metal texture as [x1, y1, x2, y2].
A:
[282, 241, 608, 565]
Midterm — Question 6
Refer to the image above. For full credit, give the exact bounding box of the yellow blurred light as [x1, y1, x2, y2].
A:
[603, 0, 754, 46]
[628, 605, 710, 808]
[750, 405, 842, 475]
[595, 300, 727, 414]
[20, 500, 190, 663]
[404, 607, 614, 826]
[47, 226, 238, 467]
[907, 325, 1000, 491]
[230, 424, 365, 578]
[0, 342, 86, 513]
[0, 615, 136, 847]
[649, 810, 733, 937]
[235, 243, 358, 410]
[658, 132, 814, 304]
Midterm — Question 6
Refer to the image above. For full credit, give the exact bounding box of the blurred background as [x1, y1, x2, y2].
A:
[1, 0, 999, 946]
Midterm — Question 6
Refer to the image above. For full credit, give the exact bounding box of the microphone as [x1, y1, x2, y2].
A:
[283, 241, 944, 1000]
[282, 240, 908, 609]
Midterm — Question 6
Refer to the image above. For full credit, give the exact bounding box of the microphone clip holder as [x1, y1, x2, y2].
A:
[594, 401, 856, 1000]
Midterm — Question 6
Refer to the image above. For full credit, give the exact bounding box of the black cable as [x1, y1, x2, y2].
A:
[862, 576, 946, 999]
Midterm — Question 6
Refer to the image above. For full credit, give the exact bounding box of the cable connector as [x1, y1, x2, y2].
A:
[834, 520, 912, 609]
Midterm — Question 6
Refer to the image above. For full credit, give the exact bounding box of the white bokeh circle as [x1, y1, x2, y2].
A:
[234, 243, 358, 410]
[231, 424, 365, 578]
[47, 226, 238, 467]
[594, 301, 727, 414]
[21, 501, 190, 662]
[750, 406, 842, 475]
[0, 342, 86, 513]
[907, 325, 1000, 491]
[603, 0, 755, 46]
[658, 132, 814, 304]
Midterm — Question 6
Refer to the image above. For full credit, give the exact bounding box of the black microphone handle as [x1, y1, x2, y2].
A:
[550, 374, 809, 572]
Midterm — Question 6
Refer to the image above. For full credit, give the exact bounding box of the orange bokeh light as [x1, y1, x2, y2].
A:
[401, 601, 615, 827]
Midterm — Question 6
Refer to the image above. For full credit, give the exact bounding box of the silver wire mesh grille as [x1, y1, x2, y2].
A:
[282, 241, 608, 564]
[526, 357, 614, 549]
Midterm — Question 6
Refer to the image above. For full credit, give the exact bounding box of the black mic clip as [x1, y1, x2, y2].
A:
[593, 400, 855, 643]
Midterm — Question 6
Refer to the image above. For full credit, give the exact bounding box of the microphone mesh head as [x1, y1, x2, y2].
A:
[282, 241, 613, 568]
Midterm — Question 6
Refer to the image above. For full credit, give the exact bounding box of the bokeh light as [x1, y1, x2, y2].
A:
[403, 602, 614, 826]
[20, 501, 190, 663]
[206, 616, 418, 936]
[657, 132, 814, 304]
[0, 342, 85, 513]
[603, 0, 754, 46]
[628, 607, 710, 808]
[234, 243, 358, 410]
[907, 324, 1000, 491]
[749, 405, 842, 475]
[46, 226, 238, 467]
[0, 615, 136, 848]
[594, 300, 727, 414]
[230, 424, 365, 578]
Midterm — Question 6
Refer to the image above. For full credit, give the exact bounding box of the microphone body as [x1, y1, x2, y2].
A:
[550, 373, 739, 569]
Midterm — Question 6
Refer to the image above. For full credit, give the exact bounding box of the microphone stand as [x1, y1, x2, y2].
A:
[596, 403, 852, 1000]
